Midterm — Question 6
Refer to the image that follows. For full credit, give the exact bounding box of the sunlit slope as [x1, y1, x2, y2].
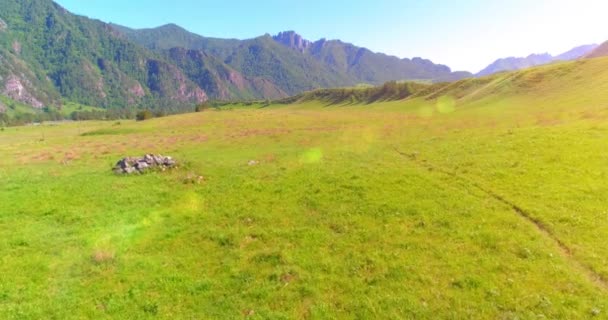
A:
[287, 56, 608, 117]
[423, 57, 608, 109]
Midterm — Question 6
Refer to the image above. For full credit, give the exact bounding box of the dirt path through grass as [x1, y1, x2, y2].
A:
[393, 146, 608, 292]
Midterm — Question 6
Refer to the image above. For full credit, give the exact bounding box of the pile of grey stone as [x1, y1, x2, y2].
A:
[113, 154, 176, 174]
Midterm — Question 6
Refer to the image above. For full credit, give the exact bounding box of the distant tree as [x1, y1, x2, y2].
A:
[195, 102, 211, 112]
[0, 113, 8, 127]
[154, 110, 167, 118]
[136, 110, 154, 121]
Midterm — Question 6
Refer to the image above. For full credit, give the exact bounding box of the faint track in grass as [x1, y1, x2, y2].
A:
[392, 146, 608, 291]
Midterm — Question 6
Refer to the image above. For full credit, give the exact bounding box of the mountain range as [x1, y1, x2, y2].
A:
[476, 44, 598, 76]
[0, 0, 471, 111]
[0, 0, 605, 113]
[115, 25, 472, 89]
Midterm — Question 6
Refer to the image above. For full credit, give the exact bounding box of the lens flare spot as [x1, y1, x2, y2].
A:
[436, 96, 456, 114]
[301, 148, 323, 163]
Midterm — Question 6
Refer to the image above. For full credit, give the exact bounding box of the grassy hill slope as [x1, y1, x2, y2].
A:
[289, 56, 608, 111]
[1, 57, 608, 318]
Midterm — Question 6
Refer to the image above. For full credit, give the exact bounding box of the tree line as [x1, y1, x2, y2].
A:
[0, 102, 220, 127]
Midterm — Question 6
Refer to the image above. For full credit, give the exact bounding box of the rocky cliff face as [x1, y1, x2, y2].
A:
[0, 48, 58, 108]
[3, 75, 44, 108]
[273, 31, 312, 52]
[166, 47, 288, 100]
[146, 59, 208, 104]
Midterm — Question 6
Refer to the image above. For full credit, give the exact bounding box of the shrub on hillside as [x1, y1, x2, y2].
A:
[0, 113, 8, 126]
[154, 110, 167, 118]
[136, 110, 154, 121]
[195, 102, 211, 112]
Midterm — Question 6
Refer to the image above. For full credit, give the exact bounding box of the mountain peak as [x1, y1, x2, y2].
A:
[156, 23, 186, 31]
[526, 53, 551, 59]
[273, 31, 311, 52]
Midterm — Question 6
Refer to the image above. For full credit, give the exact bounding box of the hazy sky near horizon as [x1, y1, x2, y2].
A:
[55, 0, 608, 73]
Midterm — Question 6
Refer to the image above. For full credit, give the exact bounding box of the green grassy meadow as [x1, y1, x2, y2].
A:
[2, 58, 608, 319]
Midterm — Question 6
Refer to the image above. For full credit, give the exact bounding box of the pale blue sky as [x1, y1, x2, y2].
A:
[55, 0, 608, 73]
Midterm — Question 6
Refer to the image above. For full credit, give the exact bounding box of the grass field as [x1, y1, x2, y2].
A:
[2, 58, 608, 319]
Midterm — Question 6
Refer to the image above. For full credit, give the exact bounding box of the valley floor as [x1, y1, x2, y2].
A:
[1, 95, 608, 318]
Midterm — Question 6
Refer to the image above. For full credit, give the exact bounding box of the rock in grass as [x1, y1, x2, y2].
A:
[113, 154, 176, 174]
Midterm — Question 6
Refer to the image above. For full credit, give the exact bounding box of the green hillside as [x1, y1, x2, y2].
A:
[1, 56, 608, 318]
[114, 26, 472, 93]
[0, 0, 472, 113]
[110, 23, 242, 55]
[0, 0, 209, 110]
[305, 38, 468, 83]
[164, 48, 287, 101]
[114, 26, 360, 94]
